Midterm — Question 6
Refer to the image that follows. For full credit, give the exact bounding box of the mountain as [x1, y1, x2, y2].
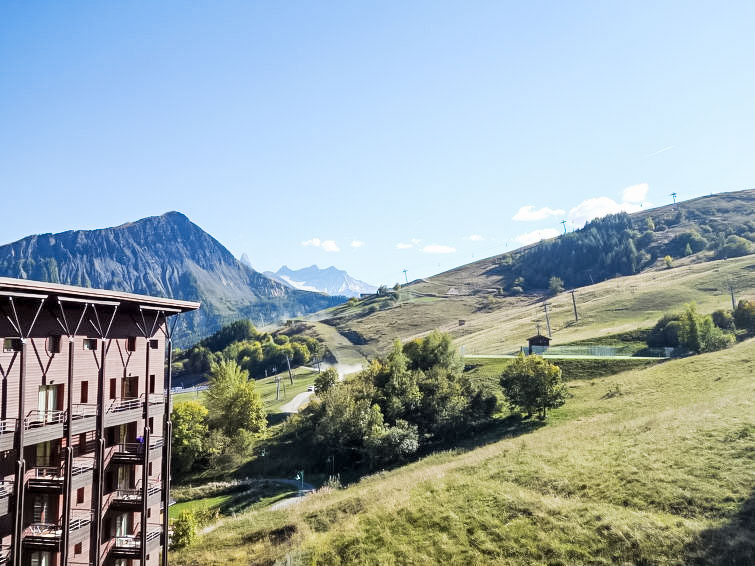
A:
[263, 265, 378, 298]
[0, 212, 345, 344]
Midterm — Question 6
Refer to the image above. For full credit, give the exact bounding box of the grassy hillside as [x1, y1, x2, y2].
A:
[171, 338, 755, 566]
[314, 191, 754, 358]
[324, 253, 755, 357]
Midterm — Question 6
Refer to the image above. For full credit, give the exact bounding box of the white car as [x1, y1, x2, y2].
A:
[307, 385, 315, 392]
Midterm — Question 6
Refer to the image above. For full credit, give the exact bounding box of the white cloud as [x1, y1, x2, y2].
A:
[567, 196, 652, 227]
[513, 205, 565, 222]
[410, 238, 422, 245]
[514, 228, 560, 246]
[622, 182, 649, 204]
[350, 240, 365, 248]
[421, 244, 456, 254]
[465, 234, 485, 241]
[396, 242, 413, 249]
[301, 237, 340, 252]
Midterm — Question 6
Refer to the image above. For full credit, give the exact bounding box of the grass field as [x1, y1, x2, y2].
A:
[171, 337, 755, 566]
[169, 481, 296, 520]
[321, 255, 754, 358]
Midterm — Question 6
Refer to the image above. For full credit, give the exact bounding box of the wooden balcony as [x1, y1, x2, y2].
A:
[104, 397, 144, 428]
[0, 420, 15, 452]
[23, 410, 65, 446]
[110, 438, 163, 464]
[26, 465, 64, 492]
[110, 528, 163, 559]
[109, 482, 162, 511]
[22, 512, 92, 549]
[70, 403, 98, 435]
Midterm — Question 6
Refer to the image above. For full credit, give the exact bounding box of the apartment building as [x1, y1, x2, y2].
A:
[0, 277, 199, 566]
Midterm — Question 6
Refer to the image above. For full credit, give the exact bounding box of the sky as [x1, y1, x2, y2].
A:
[1, 1, 754, 286]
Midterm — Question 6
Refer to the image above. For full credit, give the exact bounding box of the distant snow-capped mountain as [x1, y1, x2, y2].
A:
[263, 265, 377, 298]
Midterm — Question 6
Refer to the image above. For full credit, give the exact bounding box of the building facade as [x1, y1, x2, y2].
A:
[0, 277, 199, 566]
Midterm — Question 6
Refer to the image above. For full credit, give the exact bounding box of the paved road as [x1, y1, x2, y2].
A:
[279, 391, 314, 413]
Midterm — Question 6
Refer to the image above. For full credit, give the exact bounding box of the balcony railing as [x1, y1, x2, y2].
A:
[24, 410, 65, 429]
[106, 397, 143, 414]
[71, 457, 95, 477]
[0, 545, 9, 565]
[23, 522, 62, 545]
[114, 528, 162, 550]
[0, 419, 15, 435]
[0, 481, 13, 498]
[112, 482, 162, 504]
[71, 403, 98, 419]
[148, 393, 165, 406]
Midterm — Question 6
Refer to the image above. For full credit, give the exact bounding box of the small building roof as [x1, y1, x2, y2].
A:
[0, 276, 200, 313]
[527, 333, 551, 342]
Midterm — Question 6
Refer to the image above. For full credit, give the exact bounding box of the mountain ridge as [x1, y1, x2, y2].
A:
[0, 212, 344, 344]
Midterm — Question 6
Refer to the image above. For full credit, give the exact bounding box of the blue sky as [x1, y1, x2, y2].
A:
[1, 2, 754, 286]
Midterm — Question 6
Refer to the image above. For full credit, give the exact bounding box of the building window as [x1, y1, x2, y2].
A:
[80, 381, 88, 404]
[2, 338, 22, 353]
[126, 336, 137, 352]
[109, 378, 117, 400]
[147, 508, 152, 519]
[74, 542, 82, 555]
[83, 338, 98, 351]
[148, 418, 154, 432]
[48, 335, 62, 354]
[149, 374, 155, 394]
[149, 339, 159, 350]
[148, 462, 153, 476]
[77, 487, 85, 504]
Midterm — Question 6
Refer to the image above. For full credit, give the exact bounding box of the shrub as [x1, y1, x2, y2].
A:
[500, 354, 566, 419]
[171, 511, 198, 549]
[733, 300, 755, 332]
[712, 309, 735, 331]
[548, 276, 564, 295]
[314, 368, 338, 394]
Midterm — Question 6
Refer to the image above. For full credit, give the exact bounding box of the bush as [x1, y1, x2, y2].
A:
[314, 368, 338, 394]
[733, 300, 755, 332]
[548, 276, 564, 295]
[171, 511, 198, 549]
[500, 354, 566, 419]
[664, 255, 673, 268]
[718, 235, 752, 258]
[712, 309, 735, 331]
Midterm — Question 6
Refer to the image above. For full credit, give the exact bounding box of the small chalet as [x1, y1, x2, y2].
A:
[527, 333, 551, 354]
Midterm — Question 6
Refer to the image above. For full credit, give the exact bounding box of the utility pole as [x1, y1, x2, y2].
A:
[561, 220, 567, 234]
[670, 192, 677, 205]
[543, 302, 552, 337]
[402, 269, 409, 284]
[569, 290, 579, 322]
[536, 322, 542, 335]
[286, 354, 294, 385]
[275, 375, 280, 400]
[728, 281, 736, 310]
